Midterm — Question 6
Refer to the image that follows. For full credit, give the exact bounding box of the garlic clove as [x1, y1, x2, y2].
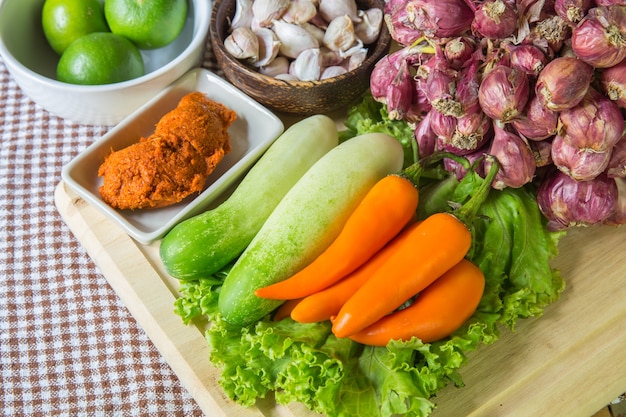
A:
[290, 48, 322, 81]
[319, 47, 344, 66]
[272, 19, 320, 58]
[301, 21, 326, 43]
[252, 0, 290, 27]
[318, 0, 360, 23]
[224, 27, 260, 60]
[321, 65, 348, 79]
[354, 8, 383, 44]
[231, 0, 254, 30]
[283, 0, 318, 24]
[344, 45, 367, 70]
[259, 56, 290, 76]
[275, 73, 300, 81]
[252, 27, 281, 67]
[309, 13, 329, 30]
[323, 15, 358, 52]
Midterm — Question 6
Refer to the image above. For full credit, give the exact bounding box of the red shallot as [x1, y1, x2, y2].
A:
[511, 93, 559, 140]
[484, 120, 536, 189]
[478, 64, 530, 122]
[537, 170, 619, 230]
[551, 134, 612, 181]
[570, 5, 626, 69]
[607, 134, 626, 178]
[471, 0, 519, 39]
[535, 56, 593, 111]
[558, 87, 624, 152]
[600, 59, 626, 109]
[405, 0, 474, 38]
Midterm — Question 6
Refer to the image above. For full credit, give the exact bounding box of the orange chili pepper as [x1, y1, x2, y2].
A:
[272, 298, 304, 321]
[331, 155, 501, 339]
[255, 174, 419, 300]
[331, 212, 472, 338]
[348, 259, 485, 345]
[290, 221, 422, 323]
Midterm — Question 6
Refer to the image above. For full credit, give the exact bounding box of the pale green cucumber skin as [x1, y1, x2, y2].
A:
[159, 115, 339, 280]
[219, 132, 405, 326]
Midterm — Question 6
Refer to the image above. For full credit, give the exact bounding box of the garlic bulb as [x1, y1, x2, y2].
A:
[323, 15, 358, 52]
[260, 56, 290, 76]
[272, 19, 320, 58]
[283, 0, 318, 24]
[225, 27, 259, 60]
[319, 0, 359, 23]
[252, 27, 281, 67]
[355, 8, 383, 44]
[321, 66, 348, 79]
[223, 0, 383, 82]
[231, 0, 254, 30]
[252, 0, 289, 27]
[290, 48, 322, 81]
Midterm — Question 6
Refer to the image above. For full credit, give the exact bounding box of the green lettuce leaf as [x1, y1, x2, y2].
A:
[340, 94, 417, 167]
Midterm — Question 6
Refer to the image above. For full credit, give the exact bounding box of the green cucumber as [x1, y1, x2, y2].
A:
[218, 132, 405, 326]
[159, 115, 339, 280]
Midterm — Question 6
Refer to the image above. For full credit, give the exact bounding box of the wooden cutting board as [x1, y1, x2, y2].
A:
[55, 180, 626, 417]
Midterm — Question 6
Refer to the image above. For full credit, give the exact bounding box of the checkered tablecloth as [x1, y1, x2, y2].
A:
[0, 38, 223, 417]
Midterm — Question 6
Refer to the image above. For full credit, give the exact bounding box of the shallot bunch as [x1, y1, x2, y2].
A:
[224, 0, 384, 81]
[372, 1, 626, 229]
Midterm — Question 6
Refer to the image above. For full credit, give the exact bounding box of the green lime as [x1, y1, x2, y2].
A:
[104, 0, 188, 49]
[42, 0, 110, 55]
[57, 32, 144, 85]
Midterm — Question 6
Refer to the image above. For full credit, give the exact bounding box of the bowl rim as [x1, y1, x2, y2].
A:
[209, 0, 391, 88]
[0, 0, 211, 92]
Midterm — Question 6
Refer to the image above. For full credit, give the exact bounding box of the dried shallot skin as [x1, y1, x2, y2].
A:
[554, 0, 593, 25]
[571, 5, 626, 69]
[537, 170, 619, 231]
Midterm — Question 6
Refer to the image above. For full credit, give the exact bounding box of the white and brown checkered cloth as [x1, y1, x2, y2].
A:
[0, 39, 222, 417]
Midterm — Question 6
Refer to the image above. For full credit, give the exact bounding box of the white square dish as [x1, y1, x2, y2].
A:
[62, 68, 285, 244]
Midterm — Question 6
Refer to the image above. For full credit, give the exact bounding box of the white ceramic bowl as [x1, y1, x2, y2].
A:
[61, 68, 284, 244]
[0, 0, 211, 126]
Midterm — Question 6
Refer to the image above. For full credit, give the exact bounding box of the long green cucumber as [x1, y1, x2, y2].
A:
[218, 132, 405, 326]
[159, 115, 339, 280]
